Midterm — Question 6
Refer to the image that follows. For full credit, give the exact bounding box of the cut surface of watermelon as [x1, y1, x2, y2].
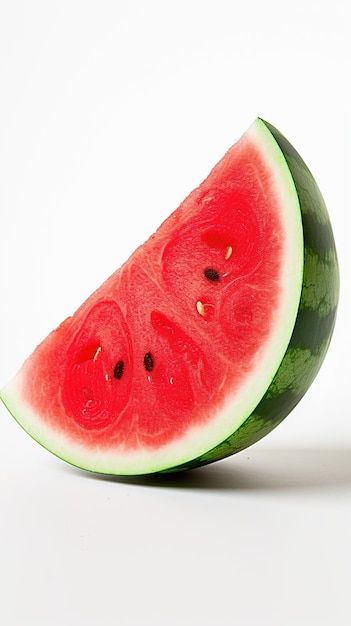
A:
[0, 119, 338, 475]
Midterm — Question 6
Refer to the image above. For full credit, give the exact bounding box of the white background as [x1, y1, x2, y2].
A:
[0, 1, 350, 625]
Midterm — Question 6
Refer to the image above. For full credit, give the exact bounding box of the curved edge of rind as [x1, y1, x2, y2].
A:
[0, 390, 86, 473]
[174, 119, 339, 471]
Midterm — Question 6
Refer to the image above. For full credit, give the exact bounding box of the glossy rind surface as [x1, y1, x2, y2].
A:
[172, 120, 339, 471]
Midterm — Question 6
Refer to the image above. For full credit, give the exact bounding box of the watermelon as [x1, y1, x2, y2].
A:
[0, 119, 339, 475]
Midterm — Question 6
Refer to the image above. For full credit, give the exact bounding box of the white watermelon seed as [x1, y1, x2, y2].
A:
[225, 246, 233, 260]
[93, 346, 102, 361]
[196, 300, 206, 316]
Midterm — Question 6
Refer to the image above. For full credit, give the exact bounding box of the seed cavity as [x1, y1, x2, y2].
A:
[204, 267, 220, 282]
[113, 360, 124, 379]
[224, 245, 233, 260]
[144, 352, 154, 372]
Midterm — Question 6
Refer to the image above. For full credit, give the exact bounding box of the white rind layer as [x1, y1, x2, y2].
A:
[0, 119, 304, 475]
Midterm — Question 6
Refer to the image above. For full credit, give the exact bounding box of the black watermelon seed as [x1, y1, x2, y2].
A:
[144, 352, 154, 372]
[204, 267, 220, 282]
[113, 360, 124, 379]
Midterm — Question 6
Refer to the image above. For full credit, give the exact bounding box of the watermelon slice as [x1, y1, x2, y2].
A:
[0, 119, 339, 475]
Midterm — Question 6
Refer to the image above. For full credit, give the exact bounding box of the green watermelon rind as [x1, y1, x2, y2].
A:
[0, 119, 338, 475]
[172, 120, 339, 471]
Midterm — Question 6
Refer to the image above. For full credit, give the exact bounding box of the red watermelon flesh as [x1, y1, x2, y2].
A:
[1, 119, 305, 474]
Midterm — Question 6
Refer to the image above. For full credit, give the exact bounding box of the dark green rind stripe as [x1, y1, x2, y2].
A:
[168, 120, 339, 472]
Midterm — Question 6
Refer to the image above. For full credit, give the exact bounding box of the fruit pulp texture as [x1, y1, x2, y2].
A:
[22, 140, 284, 449]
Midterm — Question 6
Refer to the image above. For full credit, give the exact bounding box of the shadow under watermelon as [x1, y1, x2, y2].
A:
[62, 447, 351, 492]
